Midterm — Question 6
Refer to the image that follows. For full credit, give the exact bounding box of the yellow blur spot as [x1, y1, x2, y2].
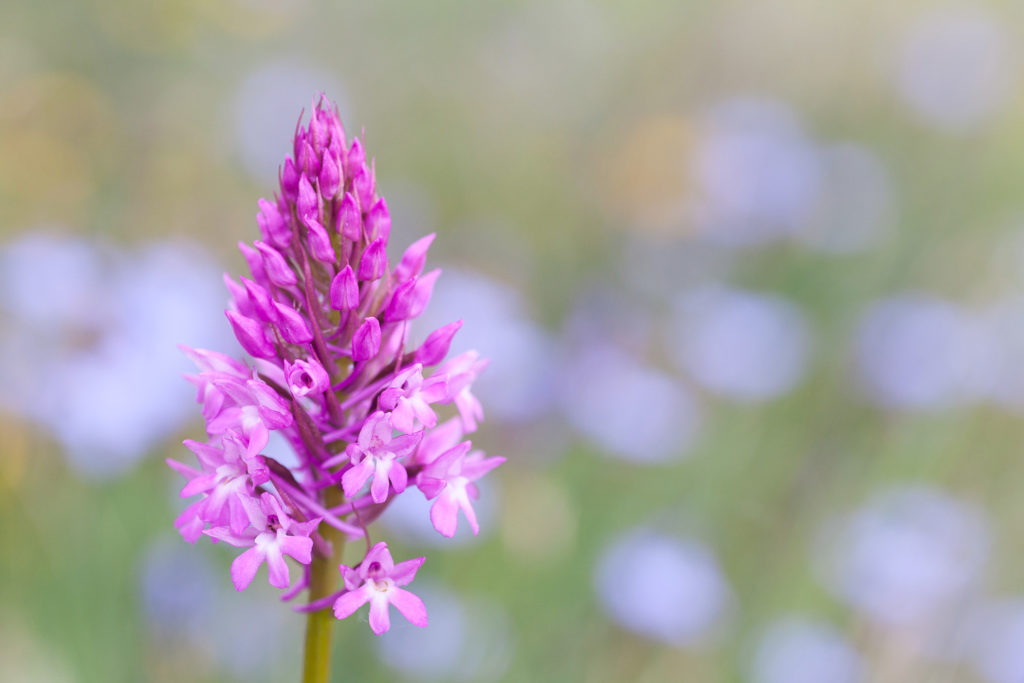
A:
[595, 115, 697, 237]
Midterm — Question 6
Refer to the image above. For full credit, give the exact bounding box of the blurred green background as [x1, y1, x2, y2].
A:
[3, 1, 1024, 681]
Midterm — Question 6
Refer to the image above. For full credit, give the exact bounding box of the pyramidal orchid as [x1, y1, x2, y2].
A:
[167, 96, 503, 683]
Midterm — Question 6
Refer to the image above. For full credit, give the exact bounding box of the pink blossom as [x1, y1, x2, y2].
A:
[339, 411, 421, 503]
[417, 442, 505, 537]
[333, 542, 428, 634]
[206, 493, 319, 591]
[379, 364, 448, 434]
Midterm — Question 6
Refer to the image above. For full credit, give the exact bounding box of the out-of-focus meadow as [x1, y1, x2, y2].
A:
[3, 1, 1024, 681]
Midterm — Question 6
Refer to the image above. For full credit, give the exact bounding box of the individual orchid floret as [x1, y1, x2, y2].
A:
[436, 350, 489, 432]
[205, 375, 292, 455]
[171, 433, 266, 535]
[206, 493, 319, 591]
[417, 441, 505, 538]
[333, 542, 428, 635]
[379, 364, 448, 434]
[336, 411, 421, 503]
[286, 358, 331, 397]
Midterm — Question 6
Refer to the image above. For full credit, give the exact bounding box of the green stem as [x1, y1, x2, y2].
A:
[302, 487, 347, 683]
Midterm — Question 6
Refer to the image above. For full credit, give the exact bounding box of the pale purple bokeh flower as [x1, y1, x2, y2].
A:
[0, 233, 230, 477]
[854, 295, 991, 410]
[692, 98, 821, 246]
[669, 286, 811, 401]
[895, 7, 1016, 132]
[751, 617, 863, 683]
[594, 528, 732, 645]
[560, 345, 700, 463]
[816, 486, 989, 627]
[962, 599, 1024, 683]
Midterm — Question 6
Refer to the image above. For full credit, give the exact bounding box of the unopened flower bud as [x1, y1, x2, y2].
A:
[365, 198, 391, 243]
[257, 198, 291, 248]
[226, 310, 276, 358]
[330, 265, 359, 311]
[337, 192, 361, 240]
[254, 241, 297, 287]
[280, 158, 300, 203]
[415, 320, 462, 366]
[319, 153, 342, 200]
[358, 238, 387, 281]
[352, 317, 381, 361]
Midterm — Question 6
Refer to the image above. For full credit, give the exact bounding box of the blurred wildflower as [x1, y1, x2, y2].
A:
[896, 6, 1016, 133]
[691, 98, 820, 246]
[168, 96, 502, 649]
[962, 598, 1024, 683]
[669, 286, 811, 401]
[560, 345, 700, 463]
[750, 616, 863, 683]
[594, 527, 732, 645]
[0, 232, 229, 477]
[816, 486, 989, 628]
[854, 294, 989, 410]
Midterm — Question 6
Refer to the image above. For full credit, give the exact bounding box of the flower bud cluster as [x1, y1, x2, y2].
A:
[169, 96, 503, 634]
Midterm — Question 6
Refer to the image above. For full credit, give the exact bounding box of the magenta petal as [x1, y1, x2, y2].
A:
[238, 241, 267, 283]
[370, 464, 391, 503]
[230, 546, 265, 591]
[363, 541, 393, 572]
[368, 594, 392, 635]
[390, 400, 415, 434]
[389, 588, 428, 628]
[459, 494, 480, 535]
[279, 534, 314, 565]
[395, 233, 435, 283]
[265, 544, 291, 589]
[388, 462, 408, 494]
[416, 476, 446, 500]
[341, 458, 374, 498]
[461, 455, 506, 481]
[333, 586, 370, 620]
[415, 320, 462, 366]
[389, 556, 426, 586]
[429, 493, 460, 538]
